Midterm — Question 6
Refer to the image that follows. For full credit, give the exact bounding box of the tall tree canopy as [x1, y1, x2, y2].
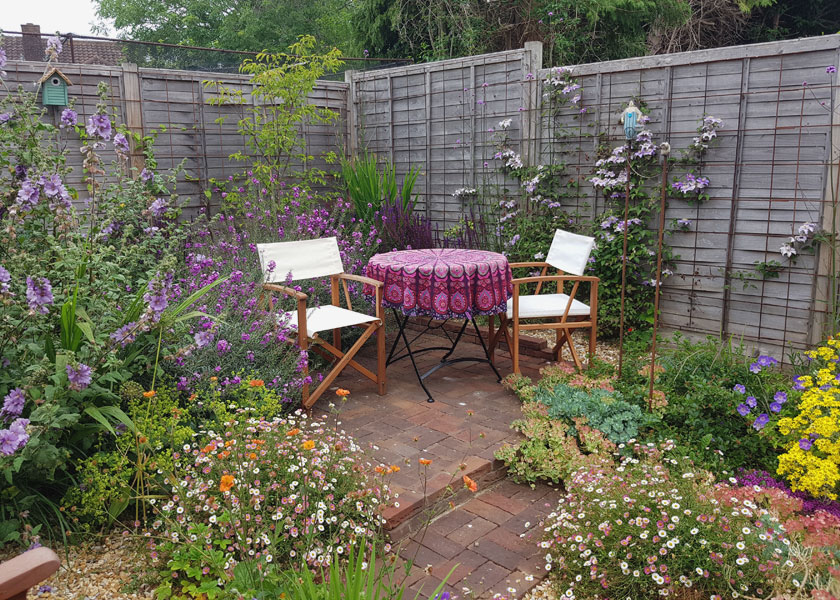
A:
[93, 0, 355, 54]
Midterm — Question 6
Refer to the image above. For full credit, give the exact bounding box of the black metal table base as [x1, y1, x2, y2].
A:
[386, 308, 503, 402]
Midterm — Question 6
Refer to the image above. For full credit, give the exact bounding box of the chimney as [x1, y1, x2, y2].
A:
[21, 23, 43, 61]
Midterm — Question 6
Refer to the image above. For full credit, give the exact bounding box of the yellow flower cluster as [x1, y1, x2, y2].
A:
[776, 337, 840, 499]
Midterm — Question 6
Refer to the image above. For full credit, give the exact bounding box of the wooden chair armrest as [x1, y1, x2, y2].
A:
[508, 261, 552, 269]
[262, 283, 308, 301]
[0, 547, 60, 600]
[512, 274, 599, 286]
[336, 273, 384, 288]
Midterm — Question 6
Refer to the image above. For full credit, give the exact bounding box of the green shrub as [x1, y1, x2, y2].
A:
[535, 382, 658, 445]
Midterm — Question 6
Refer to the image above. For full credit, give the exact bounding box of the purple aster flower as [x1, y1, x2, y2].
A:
[769, 402, 782, 413]
[60, 108, 77, 128]
[16, 179, 40, 210]
[733, 384, 746, 394]
[140, 168, 154, 183]
[746, 396, 757, 408]
[1, 388, 25, 420]
[736, 403, 751, 416]
[66, 363, 93, 391]
[0, 112, 11, 125]
[26, 277, 53, 314]
[216, 339, 231, 354]
[86, 113, 112, 140]
[773, 391, 787, 404]
[749, 362, 761, 374]
[0, 265, 10, 295]
[756, 355, 778, 367]
[110, 322, 139, 347]
[149, 198, 168, 218]
[799, 438, 813, 450]
[194, 330, 214, 348]
[828, 66, 837, 74]
[114, 133, 130, 155]
[752, 413, 770, 431]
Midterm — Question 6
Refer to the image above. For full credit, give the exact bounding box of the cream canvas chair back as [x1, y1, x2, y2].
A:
[545, 229, 595, 276]
[257, 237, 345, 283]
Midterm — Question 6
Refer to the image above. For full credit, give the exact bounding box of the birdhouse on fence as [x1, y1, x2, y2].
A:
[38, 68, 72, 107]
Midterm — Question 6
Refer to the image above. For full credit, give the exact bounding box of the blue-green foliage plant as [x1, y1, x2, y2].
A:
[534, 382, 658, 445]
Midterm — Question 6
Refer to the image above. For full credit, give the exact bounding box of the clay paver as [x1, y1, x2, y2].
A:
[315, 331, 562, 598]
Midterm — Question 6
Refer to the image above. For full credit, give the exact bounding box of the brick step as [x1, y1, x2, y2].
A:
[383, 455, 509, 541]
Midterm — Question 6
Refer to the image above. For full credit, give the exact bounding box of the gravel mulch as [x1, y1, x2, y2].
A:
[528, 329, 620, 368]
[1, 534, 155, 600]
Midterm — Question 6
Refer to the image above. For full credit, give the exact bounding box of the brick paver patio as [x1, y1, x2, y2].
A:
[316, 329, 564, 599]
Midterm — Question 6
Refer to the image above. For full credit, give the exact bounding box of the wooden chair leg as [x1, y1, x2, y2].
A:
[303, 324, 378, 409]
[564, 327, 583, 370]
[512, 317, 521, 374]
[376, 322, 386, 396]
[588, 319, 597, 367]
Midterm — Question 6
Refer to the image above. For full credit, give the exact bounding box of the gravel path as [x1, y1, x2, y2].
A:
[1, 534, 154, 600]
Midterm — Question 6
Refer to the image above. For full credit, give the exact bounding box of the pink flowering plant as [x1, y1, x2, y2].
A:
[149, 404, 392, 599]
[541, 441, 799, 600]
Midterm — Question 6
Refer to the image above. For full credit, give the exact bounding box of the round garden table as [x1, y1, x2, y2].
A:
[364, 248, 513, 402]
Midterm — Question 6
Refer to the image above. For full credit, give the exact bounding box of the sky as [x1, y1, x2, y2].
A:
[3, 0, 112, 37]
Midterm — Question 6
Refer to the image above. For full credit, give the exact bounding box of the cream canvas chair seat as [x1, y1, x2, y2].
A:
[280, 305, 378, 339]
[258, 237, 386, 409]
[489, 228, 599, 373]
[506, 293, 592, 319]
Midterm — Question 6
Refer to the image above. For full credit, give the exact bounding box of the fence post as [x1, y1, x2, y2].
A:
[344, 69, 358, 160]
[812, 46, 840, 344]
[522, 41, 543, 169]
[120, 62, 146, 173]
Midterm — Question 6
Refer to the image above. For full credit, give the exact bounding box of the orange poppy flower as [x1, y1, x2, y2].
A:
[463, 475, 478, 493]
[336, 389, 350, 397]
[286, 428, 301, 437]
[302, 440, 315, 450]
[249, 379, 264, 387]
[419, 458, 432, 466]
[142, 390, 156, 398]
[219, 475, 235, 492]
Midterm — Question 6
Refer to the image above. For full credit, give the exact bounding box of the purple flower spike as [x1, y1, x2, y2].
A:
[86, 113, 112, 140]
[26, 277, 53, 314]
[1, 388, 25, 420]
[66, 363, 93, 391]
[60, 108, 77, 128]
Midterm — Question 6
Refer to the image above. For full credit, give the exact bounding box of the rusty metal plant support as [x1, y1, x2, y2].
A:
[617, 146, 632, 378]
[648, 144, 671, 409]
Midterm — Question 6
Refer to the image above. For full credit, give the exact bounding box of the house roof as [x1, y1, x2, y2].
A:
[1, 35, 124, 66]
[37, 67, 73, 85]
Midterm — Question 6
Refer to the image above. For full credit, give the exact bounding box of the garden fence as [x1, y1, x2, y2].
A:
[3, 34, 840, 356]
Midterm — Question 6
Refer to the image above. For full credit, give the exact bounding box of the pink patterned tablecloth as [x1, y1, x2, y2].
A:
[364, 248, 512, 320]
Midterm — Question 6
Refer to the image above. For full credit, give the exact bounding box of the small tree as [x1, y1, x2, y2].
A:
[206, 35, 343, 207]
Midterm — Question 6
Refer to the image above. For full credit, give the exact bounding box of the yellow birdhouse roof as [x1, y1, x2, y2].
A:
[37, 67, 73, 86]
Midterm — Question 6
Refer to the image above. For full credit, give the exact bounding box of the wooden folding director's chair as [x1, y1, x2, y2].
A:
[489, 228, 599, 373]
[257, 237, 386, 409]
